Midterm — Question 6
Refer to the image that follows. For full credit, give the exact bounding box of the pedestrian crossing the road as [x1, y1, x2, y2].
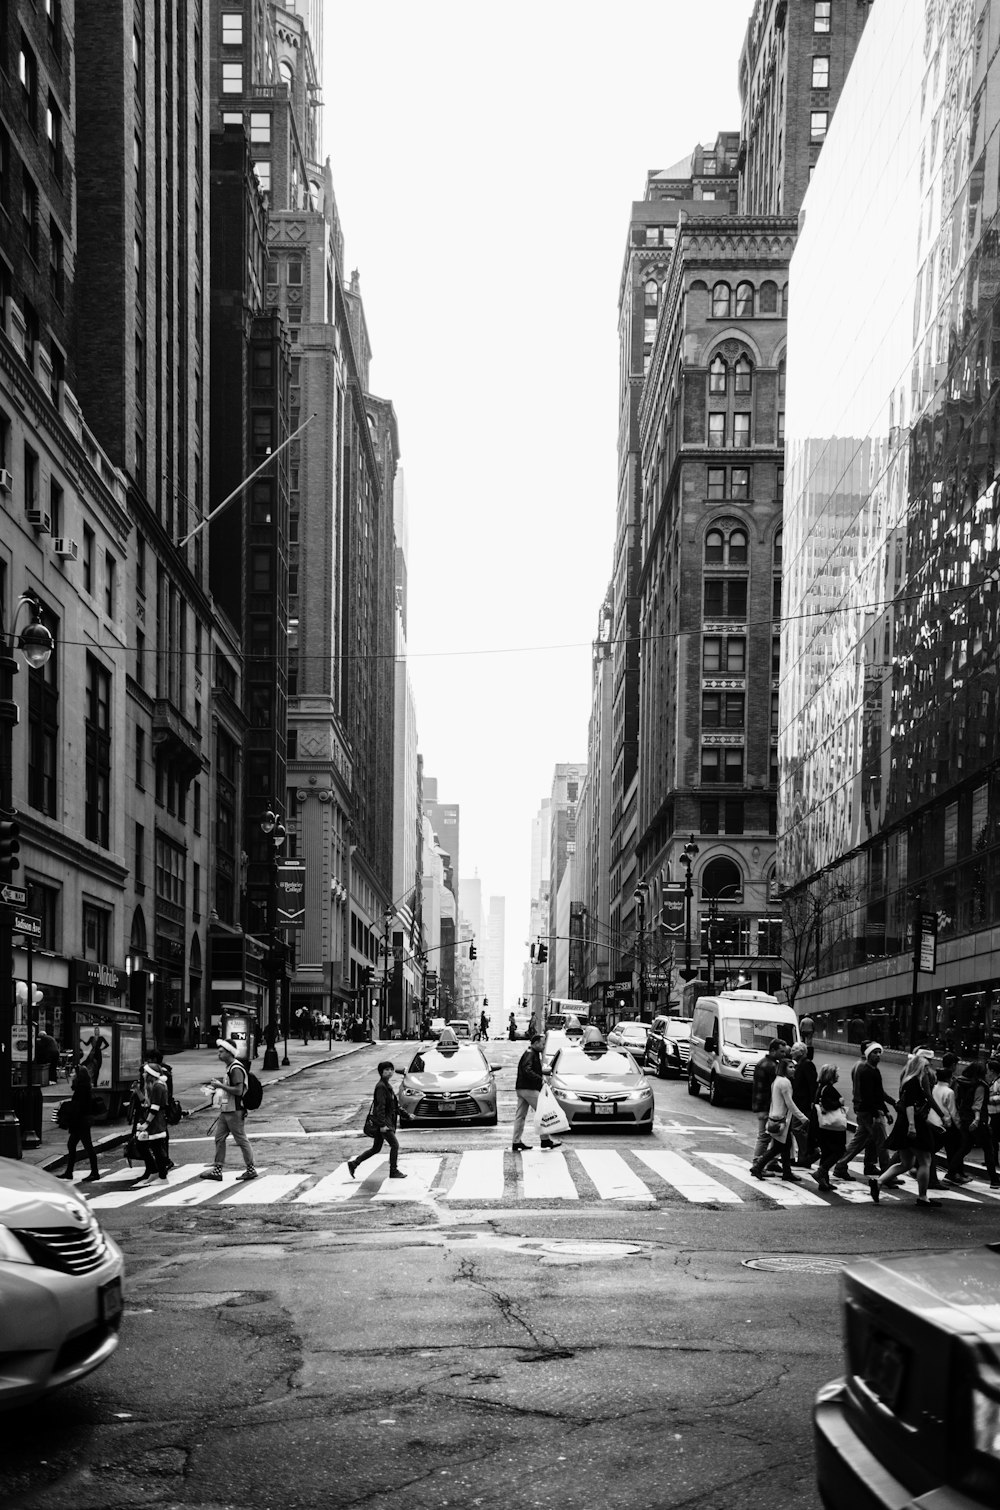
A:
[78, 1148, 1000, 1212]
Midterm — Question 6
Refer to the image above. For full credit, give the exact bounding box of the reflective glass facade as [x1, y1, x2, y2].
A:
[780, 1, 1000, 1046]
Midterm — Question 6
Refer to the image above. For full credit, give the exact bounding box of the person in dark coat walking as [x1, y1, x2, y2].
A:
[813, 1064, 847, 1190]
[750, 1039, 783, 1168]
[833, 1042, 895, 1179]
[348, 1062, 405, 1179]
[133, 1063, 170, 1187]
[59, 1061, 101, 1182]
[511, 1032, 561, 1151]
[869, 1052, 940, 1207]
[790, 1043, 819, 1166]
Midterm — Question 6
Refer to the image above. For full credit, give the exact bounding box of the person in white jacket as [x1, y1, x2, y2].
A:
[750, 1053, 809, 1181]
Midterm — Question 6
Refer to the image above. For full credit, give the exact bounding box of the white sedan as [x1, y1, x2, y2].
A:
[0, 1161, 124, 1410]
[607, 1021, 650, 1058]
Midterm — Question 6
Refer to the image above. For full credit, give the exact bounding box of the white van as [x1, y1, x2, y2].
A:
[686, 990, 800, 1107]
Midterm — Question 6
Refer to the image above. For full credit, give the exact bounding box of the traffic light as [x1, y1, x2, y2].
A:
[537, 943, 548, 964]
[469, 943, 477, 960]
[0, 811, 20, 874]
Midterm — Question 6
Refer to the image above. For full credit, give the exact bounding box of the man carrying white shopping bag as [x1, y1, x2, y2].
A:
[511, 1032, 563, 1151]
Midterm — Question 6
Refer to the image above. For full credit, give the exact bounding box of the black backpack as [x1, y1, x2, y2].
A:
[955, 1077, 980, 1124]
[166, 1098, 184, 1126]
[240, 1070, 263, 1113]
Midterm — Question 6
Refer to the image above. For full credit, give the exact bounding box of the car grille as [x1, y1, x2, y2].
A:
[675, 1041, 691, 1063]
[15, 1221, 110, 1276]
[580, 1093, 629, 1104]
[415, 1097, 482, 1117]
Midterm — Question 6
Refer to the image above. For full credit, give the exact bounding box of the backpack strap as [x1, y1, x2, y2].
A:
[228, 1061, 248, 1102]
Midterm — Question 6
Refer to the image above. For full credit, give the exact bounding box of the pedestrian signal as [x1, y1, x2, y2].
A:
[469, 943, 477, 960]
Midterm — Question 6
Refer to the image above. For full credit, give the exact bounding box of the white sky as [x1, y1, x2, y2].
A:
[324, 1, 752, 1000]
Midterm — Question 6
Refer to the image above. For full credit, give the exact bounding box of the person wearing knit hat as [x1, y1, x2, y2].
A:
[198, 1040, 257, 1183]
[132, 1062, 170, 1187]
[832, 1040, 896, 1181]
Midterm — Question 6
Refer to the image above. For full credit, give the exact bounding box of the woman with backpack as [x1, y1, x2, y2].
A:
[869, 1051, 941, 1207]
[132, 1063, 170, 1188]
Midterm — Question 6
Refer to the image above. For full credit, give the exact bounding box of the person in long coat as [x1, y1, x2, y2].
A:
[750, 1052, 809, 1181]
[869, 1051, 940, 1208]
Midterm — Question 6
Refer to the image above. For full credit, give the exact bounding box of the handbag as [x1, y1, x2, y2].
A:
[816, 1102, 847, 1132]
[535, 1083, 571, 1137]
[362, 1098, 378, 1139]
[765, 1113, 788, 1138]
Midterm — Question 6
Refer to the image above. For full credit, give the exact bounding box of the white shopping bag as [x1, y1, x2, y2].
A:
[535, 1082, 571, 1137]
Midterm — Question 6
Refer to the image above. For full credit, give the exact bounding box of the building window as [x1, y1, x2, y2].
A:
[222, 61, 243, 93]
[771, 636, 781, 677]
[810, 111, 829, 141]
[708, 467, 726, 500]
[729, 529, 748, 565]
[704, 579, 748, 620]
[249, 112, 271, 144]
[733, 355, 752, 394]
[771, 691, 780, 735]
[155, 834, 186, 909]
[812, 55, 830, 89]
[709, 355, 727, 393]
[44, 0, 62, 54]
[83, 526, 95, 594]
[0, 127, 9, 215]
[24, 444, 39, 515]
[774, 527, 783, 566]
[735, 282, 754, 318]
[48, 477, 63, 537]
[701, 747, 744, 784]
[712, 282, 731, 318]
[135, 725, 145, 789]
[22, 171, 39, 260]
[28, 615, 58, 817]
[46, 94, 63, 178]
[731, 467, 750, 500]
[814, 1, 831, 33]
[252, 411, 273, 457]
[251, 549, 272, 593]
[700, 800, 720, 834]
[708, 413, 726, 448]
[733, 413, 751, 448]
[135, 822, 145, 887]
[702, 691, 745, 729]
[759, 280, 778, 314]
[705, 529, 724, 564]
[724, 799, 744, 835]
[703, 635, 746, 674]
[135, 627, 145, 688]
[85, 655, 111, 848]
[253, 160, 271, 194]
[82, 904, 110, 961]
[773, 577, 782, 620]
[19, 33, 37, 128]
[104, 552, 116, 616]
[222, 12, 243, 45]
[758, 918, 782, 955]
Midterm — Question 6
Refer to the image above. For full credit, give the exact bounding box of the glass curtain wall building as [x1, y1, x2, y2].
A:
[781, 0, 1000, 1052]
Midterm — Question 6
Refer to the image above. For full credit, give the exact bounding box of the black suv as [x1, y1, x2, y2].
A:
[642, 1015, 692, 1079]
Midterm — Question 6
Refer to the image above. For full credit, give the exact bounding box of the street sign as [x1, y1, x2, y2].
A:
[424, 971, 438, 991]
[11, 912, 41, 939]
[275, 861, 306, 929]
[917, 911, 937, 973]
[0, 884, 26, 906]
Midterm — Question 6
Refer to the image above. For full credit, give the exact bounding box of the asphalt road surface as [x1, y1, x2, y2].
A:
[3, 1040, 999, 1510]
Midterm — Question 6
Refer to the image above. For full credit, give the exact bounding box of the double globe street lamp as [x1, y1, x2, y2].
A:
[259, 805, 288, 1068]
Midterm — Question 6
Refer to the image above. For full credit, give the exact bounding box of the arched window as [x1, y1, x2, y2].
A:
[735, 282, 754, 317]
[712, 281, 731, 318]
[729, 529, 748, 565]
[702, 857, 743, 900]
[759, 280, 778, 314]
[734, 355, 753, 393]
[774, 527, 783, 566]
[705, 529, 725, 564]
[644, 279, 659, 310]
[709, 355, 727, 393]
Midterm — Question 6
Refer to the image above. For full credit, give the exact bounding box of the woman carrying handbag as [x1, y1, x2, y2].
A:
[869, 1050, 941, 1208]
[348, 1062, 406, 1180]
[813, 1064, 848, 1190]
[750, 1051, 809, 1181]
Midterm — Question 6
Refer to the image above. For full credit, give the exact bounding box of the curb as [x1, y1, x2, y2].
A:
[37, 1040, 377, 1173]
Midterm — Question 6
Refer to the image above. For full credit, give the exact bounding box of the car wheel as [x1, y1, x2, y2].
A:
[708, 1073, 725, 1107]
[687, 1070, 701, 1096]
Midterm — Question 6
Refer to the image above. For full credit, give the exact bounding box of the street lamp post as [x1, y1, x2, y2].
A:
[381, 907, 394, 1039]
[1, 595, 54, 1159]
[634, 884, 649, 1022]
[259, 806, 287, 1068]
[705, 884, 742, 989]
[679, 836, 700, 982]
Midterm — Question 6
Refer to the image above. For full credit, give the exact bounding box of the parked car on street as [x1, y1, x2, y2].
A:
[0, 1161, 124, 1411]
[548, 1045, 655, 1133]
[815, 1243, 1000, 1509]
[606, 1021, 650, 1059]
[643, 1016, 693, 1078]
[397, 1043, 499, 1125]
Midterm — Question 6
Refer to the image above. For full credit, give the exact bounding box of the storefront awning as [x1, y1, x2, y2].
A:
[71, 1002, 142, 1024]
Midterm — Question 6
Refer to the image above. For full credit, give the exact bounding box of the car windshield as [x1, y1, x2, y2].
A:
[666, 1020, 691, 1037]
[723, 1018, 792, 1051]
[407, 1047, 487, 1075]
[555, 1048, 640, 1079]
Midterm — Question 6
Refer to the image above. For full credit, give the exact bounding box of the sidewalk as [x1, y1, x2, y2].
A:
[22, 1035, 396, 1173]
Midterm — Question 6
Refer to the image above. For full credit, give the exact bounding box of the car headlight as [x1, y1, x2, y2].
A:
[637, 1085, 653, 1099]
[721, 1052, 741, 1068]
[666, 1042, 680, 1056]
[471, 1083, 493, 1096]
[971, 1385, 1000, 1457]
[554, 1086, 582, 1102]
[0, 1226, 32, 1264]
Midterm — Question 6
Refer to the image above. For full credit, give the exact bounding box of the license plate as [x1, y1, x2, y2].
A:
[434, 1103, 455, 1115]
[863, 1333, 907, 1411]
[99, 1276, 123, 1323]
[594, 1103, 615, 1116]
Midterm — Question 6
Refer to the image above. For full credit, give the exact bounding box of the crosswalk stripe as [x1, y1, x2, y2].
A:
[635, 1149, 742, 1204]
[697, 1151, 828, 1206]
[87, 1164, 207, 1208]
[294, 1161, 371, 1203]
[149, 1171, 243, 1206]
[520, 1148, 578, 1200]
[443, 1149, 506, 1202]
[575, 1149, 656, 1201]
[372, 1154, 441, 1201]
[220, 1174, 310, 1205]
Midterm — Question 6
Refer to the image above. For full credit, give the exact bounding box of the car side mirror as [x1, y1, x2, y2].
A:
[491, 1065, 502, 1073]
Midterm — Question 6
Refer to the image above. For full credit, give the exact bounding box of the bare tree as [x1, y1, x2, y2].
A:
[781, 875, 857, 1009]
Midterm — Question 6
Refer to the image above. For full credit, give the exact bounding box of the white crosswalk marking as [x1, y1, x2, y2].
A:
[696, 1151, 828, 1206]
[294, 1161, 374, 1203]
[575, 1149, 655, 1201]
[87, 1164, 207, 1208]
[520, 1148, 578, 1200]
[372, 1154, 441, 1201]
[635, 1149, 741, 1204]
[220, 1174, 310, 1205]
[443, 1149, 506, 1202]
[149, 1171, 243, 1206]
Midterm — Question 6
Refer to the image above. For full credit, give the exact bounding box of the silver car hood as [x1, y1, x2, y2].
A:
[553, 1071, 645, 1094]
[0, 1163, 94, 1229]
[404, 1069, 490, 1090]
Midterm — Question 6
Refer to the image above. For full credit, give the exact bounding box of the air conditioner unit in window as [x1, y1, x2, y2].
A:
[53, 537, 79, 560]
[0, 468, 12, 494]
[26, 508, 52, 533]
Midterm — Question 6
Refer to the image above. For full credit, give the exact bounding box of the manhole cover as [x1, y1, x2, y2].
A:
[743, 1256, 845, 1275]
